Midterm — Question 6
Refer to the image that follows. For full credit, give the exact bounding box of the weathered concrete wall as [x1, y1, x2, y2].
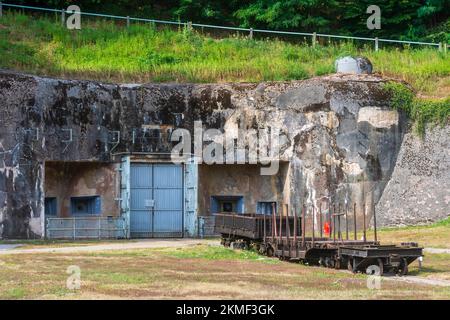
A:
[45, 162, 120, 218]
[0, 70, 409, 238]
[377, 125, 450, 226]
[198, 163, 289, 215]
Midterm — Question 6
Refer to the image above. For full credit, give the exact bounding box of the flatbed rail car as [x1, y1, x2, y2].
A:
[214, 212, 423, 276]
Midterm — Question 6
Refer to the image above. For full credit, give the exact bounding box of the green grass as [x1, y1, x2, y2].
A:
[5, 287, 26, 299]
[0, 12, 449, 98]
[0, 245, 449, 299]
[162, 244, 277, 263]
[408, 253, 450, 280]
[384, 82, 449, 135]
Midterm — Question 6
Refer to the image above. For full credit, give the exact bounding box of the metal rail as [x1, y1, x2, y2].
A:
[46, 216, 127, 239]
[1, 2, 447, 52]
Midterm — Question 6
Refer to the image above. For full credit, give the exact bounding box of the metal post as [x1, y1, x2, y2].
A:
[293, 206, 298, 258]
[312, 32, 317, 48]
[375, 37, 379, 51]
[311, 205, 315, 246]
[46, 218, 50, 239]
[345, 202, 349, 240]
[0, 2, 3, 18]
[333, 204, 336, 242]
[301, 204, 305, 247]
[328, 200, 332, 239]
[338, 203, 341, 241]
[285, 204, 290, 256]
[319, 202, 323, 238]
[72, 218, 76, 240]
[353, 203, 357, 241]
[373, 200, 378, 242]
[249, 28, 253, 40]
[285, 204, 290, 239]
[126, 16, 130, 28]
[263, 209, 266, 244]
[272, 203, 277, 239]
[61, 9, 65, 27]
[362, 201, 367, 242]
[293, 205, 297, 243]
[279, 204, 282, 241]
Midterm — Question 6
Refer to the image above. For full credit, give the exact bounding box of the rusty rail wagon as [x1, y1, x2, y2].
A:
[214, 204, 423, 276]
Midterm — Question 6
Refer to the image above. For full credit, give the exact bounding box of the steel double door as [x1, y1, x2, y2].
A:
[130, 163, 183, 238]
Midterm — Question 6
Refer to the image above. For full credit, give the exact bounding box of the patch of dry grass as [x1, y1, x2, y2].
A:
[369, 219, 450, 249]
[408, 253, 450, 281]
[0, 245, 449, 300]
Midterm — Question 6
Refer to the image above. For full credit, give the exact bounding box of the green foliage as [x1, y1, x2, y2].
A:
[432, 217, 450, 227]
[384, 81, 450, 136]
[383, 82, 415, 111]
[15, 0, 449, 42]
[1, 12, 448, 95]
[164, 244, 275, 262]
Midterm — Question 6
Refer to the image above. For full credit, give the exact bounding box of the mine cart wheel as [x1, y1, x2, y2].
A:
[266, 246, 274, 257]
[348, 258, 358, 273]
[334, 258, 341, 270]
[366, 259, 384, 276]
[397, 258, 408, 276]
[319, 257, 325, 266]
[324, 257, 335, 268]
[347, 258, 354, 272]
[258, 244, 266, 255]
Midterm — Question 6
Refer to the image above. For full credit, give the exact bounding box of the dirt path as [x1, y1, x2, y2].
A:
[384, 275, 450, 287]
[424, 247, 450, 254]
[0, 239, 212, 255]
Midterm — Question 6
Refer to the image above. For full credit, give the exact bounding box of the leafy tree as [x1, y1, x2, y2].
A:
[234, 0, 340, 32]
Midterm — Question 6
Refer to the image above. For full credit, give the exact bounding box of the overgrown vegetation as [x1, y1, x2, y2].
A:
[0, 12, 449, 98]
[384, 82, 449, 135]
[14, 0, 450, 42]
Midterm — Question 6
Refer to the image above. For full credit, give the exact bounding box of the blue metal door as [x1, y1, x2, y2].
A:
[130, 163, 183, 238]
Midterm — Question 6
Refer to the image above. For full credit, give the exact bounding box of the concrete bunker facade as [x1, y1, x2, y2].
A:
[0, 71, 406, 239]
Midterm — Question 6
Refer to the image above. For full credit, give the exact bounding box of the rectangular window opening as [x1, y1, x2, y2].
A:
[45, 197, 57, 217]
[211, 196, 244, 214]
[70, 196, 101, 216]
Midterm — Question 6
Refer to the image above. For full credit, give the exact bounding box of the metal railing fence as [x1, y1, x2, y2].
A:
[46, 216, 127, 239]
[0, 2, 448, 52]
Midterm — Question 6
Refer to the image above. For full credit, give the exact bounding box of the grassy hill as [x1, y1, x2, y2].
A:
[0, 12, 449, 100]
